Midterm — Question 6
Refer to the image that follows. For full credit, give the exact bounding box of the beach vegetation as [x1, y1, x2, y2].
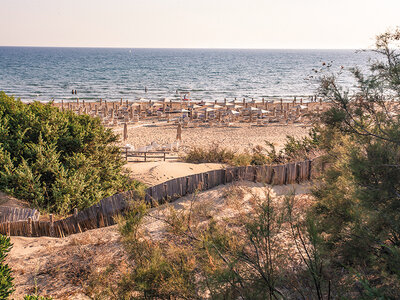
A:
[310, 28, 400, 297]
[0, 235, 14, 299]
[0, 93, 144, 215]
[90, 190, 332, 299]
[183, 132, 320, 166]
[183, 144, 271, 166]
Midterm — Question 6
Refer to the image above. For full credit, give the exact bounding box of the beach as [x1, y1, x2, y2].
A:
[116, 122, 310, 154]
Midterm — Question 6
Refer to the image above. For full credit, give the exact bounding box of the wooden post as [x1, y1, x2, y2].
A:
[73, 208, 79, 233]
[50, 214, 54, 237]
[27, 217, 32, 237]
[205, 173, 209, 189]
[130, 107, 134, 120]
[6, 221, 10, 236]
[186, 177, 190, 193]
[163, 183, 168, 201]
[123, 123, 128, 141]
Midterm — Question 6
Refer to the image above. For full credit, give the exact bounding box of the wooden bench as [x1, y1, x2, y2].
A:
[122, 149, 176, 162]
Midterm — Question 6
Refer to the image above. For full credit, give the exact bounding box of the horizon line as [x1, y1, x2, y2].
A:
[0, 45, 367, 51]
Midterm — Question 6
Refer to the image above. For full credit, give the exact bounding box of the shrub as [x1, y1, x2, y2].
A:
[0, 92, 144, 214]
[183, 144, 270, 166]
[0, 235, 14, 299]
[183, 144, 236, 164]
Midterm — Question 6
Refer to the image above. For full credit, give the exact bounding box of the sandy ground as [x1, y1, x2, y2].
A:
[7, 181, 312, 299]
[124, 161, 226, 185]
[116, 122, 310, 153]
[0, 192, 29, 208]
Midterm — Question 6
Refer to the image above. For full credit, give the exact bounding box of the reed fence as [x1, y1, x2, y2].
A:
[0, 158, 324, 238]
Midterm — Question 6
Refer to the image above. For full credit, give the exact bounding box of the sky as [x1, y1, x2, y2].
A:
[1, 0, 399, 49]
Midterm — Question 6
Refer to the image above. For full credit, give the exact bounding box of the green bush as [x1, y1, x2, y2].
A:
[0, 235, 14, 299]
[183, 144, 236, 164]
[183, 144, 270, 166]
[0, 92, 144, 214]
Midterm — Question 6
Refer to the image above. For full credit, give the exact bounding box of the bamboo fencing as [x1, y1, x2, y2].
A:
[0, 158, 324, 238]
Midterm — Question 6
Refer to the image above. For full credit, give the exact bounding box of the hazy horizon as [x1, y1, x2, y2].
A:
[1, 0, 399, 49]
[0, 46, 367, 50]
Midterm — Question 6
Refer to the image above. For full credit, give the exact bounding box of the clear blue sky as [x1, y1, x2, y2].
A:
[1, 0, 399, 49]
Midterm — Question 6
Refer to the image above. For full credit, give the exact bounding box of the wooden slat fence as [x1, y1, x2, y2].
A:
[0, 158, 323, 238]
[0, 207, 40, 223]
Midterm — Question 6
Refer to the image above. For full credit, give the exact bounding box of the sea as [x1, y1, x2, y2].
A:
[0, 47, 377, 102]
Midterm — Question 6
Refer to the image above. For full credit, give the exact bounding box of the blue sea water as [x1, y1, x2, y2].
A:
[0, 47, 375, 102]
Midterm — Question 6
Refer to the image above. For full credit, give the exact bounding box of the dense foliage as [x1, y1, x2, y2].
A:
[0, 235, 14, 299]
[0, 93, 143, 214]
[310, 28, 400, 297]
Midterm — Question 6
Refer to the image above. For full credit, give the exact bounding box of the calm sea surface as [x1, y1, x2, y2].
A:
[0, 47, 375, 102]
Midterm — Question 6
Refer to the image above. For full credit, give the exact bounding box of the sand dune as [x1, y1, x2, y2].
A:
[7, 182, 312, 299]
[124, 161, 226, 185]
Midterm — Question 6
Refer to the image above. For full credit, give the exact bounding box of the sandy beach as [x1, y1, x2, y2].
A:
[115, 122, 310, 154]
